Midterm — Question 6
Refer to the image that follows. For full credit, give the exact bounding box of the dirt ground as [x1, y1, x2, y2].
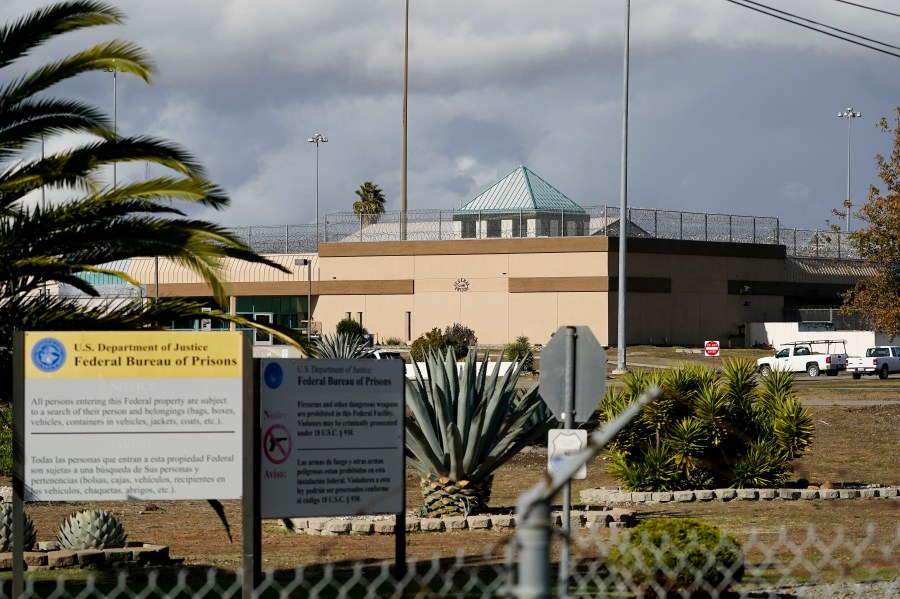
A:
[6, 346, 900, 575]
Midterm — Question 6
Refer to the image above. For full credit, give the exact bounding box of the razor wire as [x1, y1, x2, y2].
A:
[228, 207, 859, 260]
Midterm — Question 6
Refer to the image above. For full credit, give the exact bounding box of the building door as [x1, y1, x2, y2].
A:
[253, 312, 273, 345]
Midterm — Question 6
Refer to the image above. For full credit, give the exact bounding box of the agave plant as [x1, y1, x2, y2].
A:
[312, 333, 367, 359]
[405, 347, 554, 517]
[57, 509, 127, 550]
[0, 504, 36, 551]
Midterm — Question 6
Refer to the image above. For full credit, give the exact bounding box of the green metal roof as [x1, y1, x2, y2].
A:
[456, 165, 586, 214]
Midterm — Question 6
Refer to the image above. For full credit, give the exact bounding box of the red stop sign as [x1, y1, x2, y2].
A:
[704, 340, 720, 357]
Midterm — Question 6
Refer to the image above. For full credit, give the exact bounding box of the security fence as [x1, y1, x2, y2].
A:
[1, 524, 897, 597]
[230, 206, 860, 260]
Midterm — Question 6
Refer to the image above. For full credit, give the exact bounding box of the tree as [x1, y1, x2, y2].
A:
[0, 1, 305, 403]
[840, 107, 900, 336]
[352, 181, 386, 224]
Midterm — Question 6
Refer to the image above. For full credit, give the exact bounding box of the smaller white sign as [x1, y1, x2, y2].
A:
[547, 429, 588, 480]
[259, 359, 405, 518]
[704, 340, 720, 357]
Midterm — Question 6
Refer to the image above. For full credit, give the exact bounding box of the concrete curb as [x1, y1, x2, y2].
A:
[0, 543, 169, 571]
[580, 486, 900, 505]
[281, 507, 637, 535]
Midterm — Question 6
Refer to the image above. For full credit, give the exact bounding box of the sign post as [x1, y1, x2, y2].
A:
[539, 326, 607, 598]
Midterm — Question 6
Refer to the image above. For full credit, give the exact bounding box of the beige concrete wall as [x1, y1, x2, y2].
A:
[121, 237, 796, 348]
[312, 294, 415, 342]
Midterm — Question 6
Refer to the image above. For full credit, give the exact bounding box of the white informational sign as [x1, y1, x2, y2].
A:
[547, 429, 588, 480]
[22, 331, 246, 502]
[704, 340, 721, 357]
[259, 359, 405, 518]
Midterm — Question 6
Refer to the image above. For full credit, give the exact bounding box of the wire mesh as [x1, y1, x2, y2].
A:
[2, 524, 896, 597]
[229, 207, 857, 260]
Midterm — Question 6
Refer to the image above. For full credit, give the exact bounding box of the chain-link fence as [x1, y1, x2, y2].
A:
[2, 523, 897, 597]
[230, 207, 859, 260]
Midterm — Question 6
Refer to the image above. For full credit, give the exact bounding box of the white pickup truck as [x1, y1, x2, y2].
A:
[847, 346, 900, 379]
[756, 340, 849, 377]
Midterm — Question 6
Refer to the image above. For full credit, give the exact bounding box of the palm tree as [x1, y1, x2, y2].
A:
[352, 181, 386, 224]
[0, 1, 304, 403]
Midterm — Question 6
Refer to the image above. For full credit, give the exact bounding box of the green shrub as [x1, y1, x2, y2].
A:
[608, 518, 744, 595]
[410, 328, 446, 362]
[599, 360, 814, 491]
[336, 317, 368, 337]
[410, 324, 477, 362]
[504, 335, 534, 372]
[443, 323, 476, 360]
[383, 336, 404, 346]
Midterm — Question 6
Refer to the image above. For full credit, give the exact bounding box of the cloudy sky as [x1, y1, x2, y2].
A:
[6, 0, 900, 231]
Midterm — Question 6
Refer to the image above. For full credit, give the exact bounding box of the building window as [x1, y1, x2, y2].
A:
[486, 220, 501, 238]
[234, 296, 306, 343]
[406, 312, 412, 341]
[461, 220, 476, 239]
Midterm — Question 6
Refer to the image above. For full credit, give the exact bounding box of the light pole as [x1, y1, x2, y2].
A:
[837, 107, 861, 232]
[614, 0, 631, 374]
[401, 0, 409, 241]
[104, 67, 118, 189]
[307, 133, 328, 247]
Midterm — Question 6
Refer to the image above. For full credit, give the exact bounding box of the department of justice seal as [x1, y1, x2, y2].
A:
[31, 338, 66, 372]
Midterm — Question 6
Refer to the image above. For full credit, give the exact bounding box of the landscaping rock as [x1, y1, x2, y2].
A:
[75, 550, 104, 566]
[444, 517, 467, 531]
[650, 492, 673, 503]
[820, 490, 840, 500]
[579, 489, 608, 504]
[758, 489, 777, 500]
[800, 490, 819, 500]
[323, 520, 352, 535]
[46, 550, 77, 568]
[695, 490, 715, 501]
[351, 520, 374, 535]
[838, 490, 860, 500]
[714, 489, 737, 501]
[491, 515, 515, 530]
[466, 516, 491, 530]
[420, 518, 445, 532]
[674, 491, 695, 502]
[24, 552, 47, 567]
[738, 489, 758, 500]
[373, 521, 396, 534]
[778, 489, 801, 500]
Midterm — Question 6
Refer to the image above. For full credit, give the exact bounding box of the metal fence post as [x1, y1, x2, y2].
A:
[517, 500, 552, 599]
[360, 213, 363, 242]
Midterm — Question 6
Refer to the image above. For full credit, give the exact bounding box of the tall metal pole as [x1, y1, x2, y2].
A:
[307, 134, 328, 248]
[112, 69, 117, 189]
[615, 0, 631, 374]
[401, 0, 409, 241]
[838, 107, 861, 232]
[558, 326, 576, 598]
[307, 260, 312, 340]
